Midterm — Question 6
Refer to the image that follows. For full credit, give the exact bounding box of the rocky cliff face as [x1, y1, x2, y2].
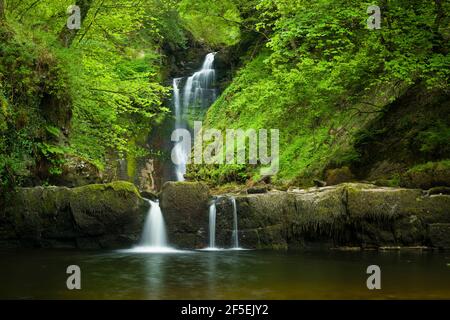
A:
[0, 182, 148, 249]
[160, 182, 450, 250]
[231, 184, 450, 250]
[2, 181, 448, 251]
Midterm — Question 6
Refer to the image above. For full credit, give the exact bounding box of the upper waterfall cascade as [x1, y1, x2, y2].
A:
[172, 53, 218, 181]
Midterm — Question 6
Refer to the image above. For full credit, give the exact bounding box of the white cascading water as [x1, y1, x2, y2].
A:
[208, 200, 217, 249]
[172, 77, 187, 181]
[172, 53, 217, 181]
[140, 200, 168, 247]
[231, 197, 239, 249]
[183, 53, 217, 109]
[129, 200, 177, 253]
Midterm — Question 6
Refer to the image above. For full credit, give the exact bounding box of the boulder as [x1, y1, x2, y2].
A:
[0, 181, 148, 249]
[160, 181, 210, 249]
[52, 155, 103, 187]
[427, 186, 450, 196]
[290, 185, 348, 247]
[247, 186, 268, 194]
[325, 166, 355, 186]
[429, 223, 450, 249]
[400, 165, 450, 189]
[215, 192, 293, 249]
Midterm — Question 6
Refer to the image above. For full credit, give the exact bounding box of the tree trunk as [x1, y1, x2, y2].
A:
[59, 0, 94, 47]
[0, 0, 5, 22]
[432, 0, 445, 53]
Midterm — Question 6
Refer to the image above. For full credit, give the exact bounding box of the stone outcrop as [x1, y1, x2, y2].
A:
[0, 181, 148, 249]
[2, 181, 448, 251]
[161, 182, 450, 250]
[160, 181, 210, 249]
[234, 184, 450, 250]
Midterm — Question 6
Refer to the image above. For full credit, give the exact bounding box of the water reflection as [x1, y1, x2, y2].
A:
[206, 252, 218, 298]
[142, 254, 167, 299]
[0, 249, 449, 299]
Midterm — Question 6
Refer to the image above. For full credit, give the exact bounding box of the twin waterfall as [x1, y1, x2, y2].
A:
[172, 78, 186, 182]
[207, 197, 240, 250]
[172, 53, 218, 182]
[231, 198, 239, 249]
[208, 200, 217, 249]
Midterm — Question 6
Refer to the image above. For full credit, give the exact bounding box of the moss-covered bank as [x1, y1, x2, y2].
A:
[0, 181, 148, 249]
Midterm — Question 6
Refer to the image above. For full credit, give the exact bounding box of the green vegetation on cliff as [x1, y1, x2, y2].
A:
[0, 0, 186, 191]
[0, 0, 449, 193]
[194, 0, 450, 187]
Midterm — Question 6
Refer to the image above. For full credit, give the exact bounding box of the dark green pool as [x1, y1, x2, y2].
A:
[0, 249, 449, 299]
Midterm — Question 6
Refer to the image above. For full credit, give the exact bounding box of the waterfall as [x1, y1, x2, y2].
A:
[173, 77, 187, 181]
[128, 200, 178, 253]
[183, 53, 217, 109]
[173, 78, 182, 128]
[171, 53, 218, 181]
[208, 200, 217, 249]
[231, 197, 239, 249]
[140, 200, 168, 248]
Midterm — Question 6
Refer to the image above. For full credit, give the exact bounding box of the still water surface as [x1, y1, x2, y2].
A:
[0, 249, 449, 299]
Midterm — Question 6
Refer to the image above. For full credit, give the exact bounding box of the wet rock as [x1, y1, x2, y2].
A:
[429, 223, 450, 249]
[0, 181, 147, 249]
[400, 165, 450, 189]
[325, 166, 355, 186]
[313, 179, 327, 187]
[427, 186, 450, 196]
[417, 194, 450, 224]
[258, 175, 272, 184]
[140, 190, 159, 201]
[346, 184, 429, 247]
[247, 186, 268, 194]
[160, 181, 210, 249]
[216, 183, 450, 250]
[214, 196, 236, 247]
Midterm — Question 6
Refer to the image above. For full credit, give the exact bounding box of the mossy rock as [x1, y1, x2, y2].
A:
[346, 184, 423, 219]
[160, 181, 210, 249]
[1, 181, 148, 249]
[400, 162, 450, 189]
[254, 225, 288, 250]
[429, 223, 450, 249]
[218, 183, 450, 250]
[325, 167, 355, 186]
[235, 192, 294, 230]
[52, 154, 103, 187]
[291, 186, 347, 226]
[70, 182, 147, 240]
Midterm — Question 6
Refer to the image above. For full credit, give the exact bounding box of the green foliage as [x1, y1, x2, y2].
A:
[198, 0, 449, 186]
[0, 22, 57, 191]
[408, 160, 450, 174]
[0, 0, 179, 190]
[1, 0, 449, 191]
[178, 0, 242, 46]
[416, 121, 450, 158]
